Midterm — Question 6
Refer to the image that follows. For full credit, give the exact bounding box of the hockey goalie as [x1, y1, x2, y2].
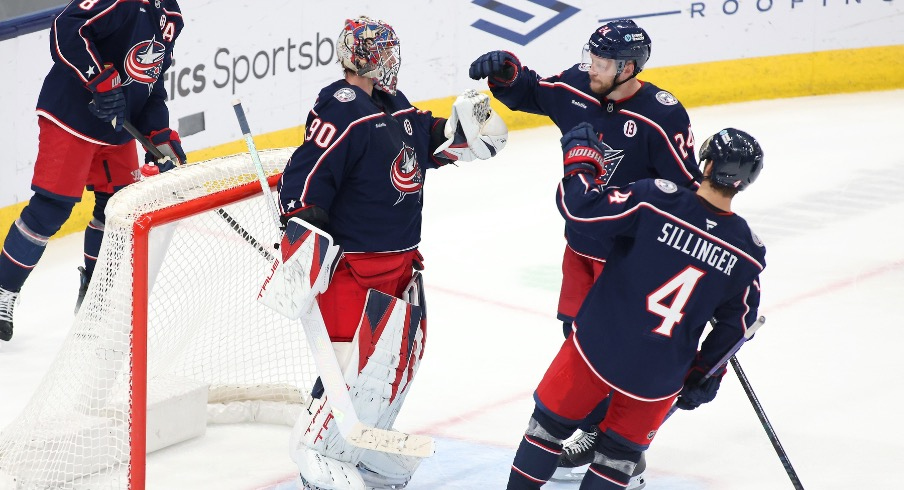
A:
[259, 217, 428, 490]
[257, 15, 509, 490]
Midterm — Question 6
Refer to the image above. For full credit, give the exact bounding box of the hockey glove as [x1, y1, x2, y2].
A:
[675, 357, 727, 411]
[469, 51, 520, 85]
[85, 64, 126, 131]
[561, 122, 606, 179]
[144, 128, 186, 173]
[433, 90, 508, 162]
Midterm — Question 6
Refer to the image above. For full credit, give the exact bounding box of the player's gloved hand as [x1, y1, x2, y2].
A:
[469, 51, 520, 85]
[148, 128, 186, 168]
[140, 129, 186, 177]
[85, 64, 126, 131]
[675, 358, 726, 411]
[561, 122, 605, 178]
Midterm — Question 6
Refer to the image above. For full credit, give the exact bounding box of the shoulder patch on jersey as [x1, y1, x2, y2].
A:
[751, 230, 764, 248]
[654, 179, 678, 194]
[334, 88, 356, 102]
[655, 90, 678, 106]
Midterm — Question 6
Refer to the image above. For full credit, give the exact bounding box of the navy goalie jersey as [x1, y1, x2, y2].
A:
[277, 80, 446, 253]
[558, 176, 766, 400]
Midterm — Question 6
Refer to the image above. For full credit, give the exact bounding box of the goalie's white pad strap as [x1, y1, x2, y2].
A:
[258, 217, 342, 319]
[434, 89, 508, 161]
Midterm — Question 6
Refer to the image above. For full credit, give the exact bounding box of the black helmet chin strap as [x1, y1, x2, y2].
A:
[599, 65, 638, 100]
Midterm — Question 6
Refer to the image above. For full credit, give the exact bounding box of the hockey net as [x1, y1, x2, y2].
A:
[0, 149, 317, 489]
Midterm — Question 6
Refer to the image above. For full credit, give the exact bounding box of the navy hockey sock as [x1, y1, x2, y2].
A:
[0, 194, 74, 292]
[578, 396, 611, 433]
[508, 408, 575, 489]
[83, 192, 112, 277]
[581, 432, 644, 489]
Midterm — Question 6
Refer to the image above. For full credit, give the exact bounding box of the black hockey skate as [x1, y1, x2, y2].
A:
[75, 266, 90, 314]
[552, 427, 598, 481]
[0, 287, 18, 341]
[551, 427, 646, 489]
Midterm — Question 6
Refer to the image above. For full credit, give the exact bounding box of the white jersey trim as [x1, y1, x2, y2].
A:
[571, 333, 680, 402]
[558, 186, 765, 270]
[35, 111, 111, 146]
[537, 80, 601, 107]
[619, 109, 695, 181]
[298, 111, 385, 207]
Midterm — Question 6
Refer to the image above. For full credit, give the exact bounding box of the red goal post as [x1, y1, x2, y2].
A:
[0, 149, 315, 489]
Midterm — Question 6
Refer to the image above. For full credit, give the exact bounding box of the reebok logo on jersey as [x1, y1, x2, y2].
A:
[571, 99, 587, 109]
[706, 219, 717, 230]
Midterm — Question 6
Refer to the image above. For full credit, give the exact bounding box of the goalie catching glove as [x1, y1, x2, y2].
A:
[433, 89, 508, 162]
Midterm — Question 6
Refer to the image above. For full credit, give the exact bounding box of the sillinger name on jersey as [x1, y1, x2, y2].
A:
[657, 223, 738, 276]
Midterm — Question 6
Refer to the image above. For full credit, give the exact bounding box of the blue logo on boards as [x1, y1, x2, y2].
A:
[471, 0, 579, 46]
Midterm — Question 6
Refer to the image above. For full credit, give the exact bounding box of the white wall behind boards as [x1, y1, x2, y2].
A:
[1, 0, 901, 207]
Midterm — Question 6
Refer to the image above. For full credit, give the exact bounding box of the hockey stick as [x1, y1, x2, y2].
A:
[230, 101, 283, 232]
[123, 120, 275, 262]
[233, 100, 435, 458]
[666, 315, 765, 419]
[731, 356, 805, 489]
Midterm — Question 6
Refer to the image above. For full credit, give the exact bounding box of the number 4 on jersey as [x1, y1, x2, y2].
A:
[646, 265, 705, 336]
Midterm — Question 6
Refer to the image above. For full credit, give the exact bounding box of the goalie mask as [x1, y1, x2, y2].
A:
[337, 16, 401, 95]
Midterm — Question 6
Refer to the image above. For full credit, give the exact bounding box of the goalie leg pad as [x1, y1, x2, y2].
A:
[293, 283, 427, 468]
[358, 449, 422, 489]
[348, 285, 426, 430]
[290, 398, 366, 490]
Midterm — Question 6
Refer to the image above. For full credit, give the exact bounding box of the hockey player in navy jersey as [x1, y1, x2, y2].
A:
[0, 0, 185, 342]
[507, 124, 765, 489]
[470, 20, 701, 483]
[277, 16, 508, 490]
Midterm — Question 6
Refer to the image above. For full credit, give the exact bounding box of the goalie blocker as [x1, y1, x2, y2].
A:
[258, 218, 431, 490]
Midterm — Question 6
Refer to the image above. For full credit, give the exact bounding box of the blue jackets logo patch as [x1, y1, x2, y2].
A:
[390, 144, 423, 204]
[123, 36, 165, 89]
[596, 141, 625, 186]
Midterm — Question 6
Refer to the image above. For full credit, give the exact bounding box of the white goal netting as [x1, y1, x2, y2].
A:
[0, 149, 316, 489]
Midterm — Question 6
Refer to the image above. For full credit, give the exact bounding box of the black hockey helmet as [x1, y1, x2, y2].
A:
[584, 19, 651, 76]
[699, 128, 764, 191]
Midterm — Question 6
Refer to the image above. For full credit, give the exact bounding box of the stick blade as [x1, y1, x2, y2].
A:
[346, 424, 435, 458]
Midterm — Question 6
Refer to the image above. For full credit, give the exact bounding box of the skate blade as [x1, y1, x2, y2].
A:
[550, 463, 589, 481]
